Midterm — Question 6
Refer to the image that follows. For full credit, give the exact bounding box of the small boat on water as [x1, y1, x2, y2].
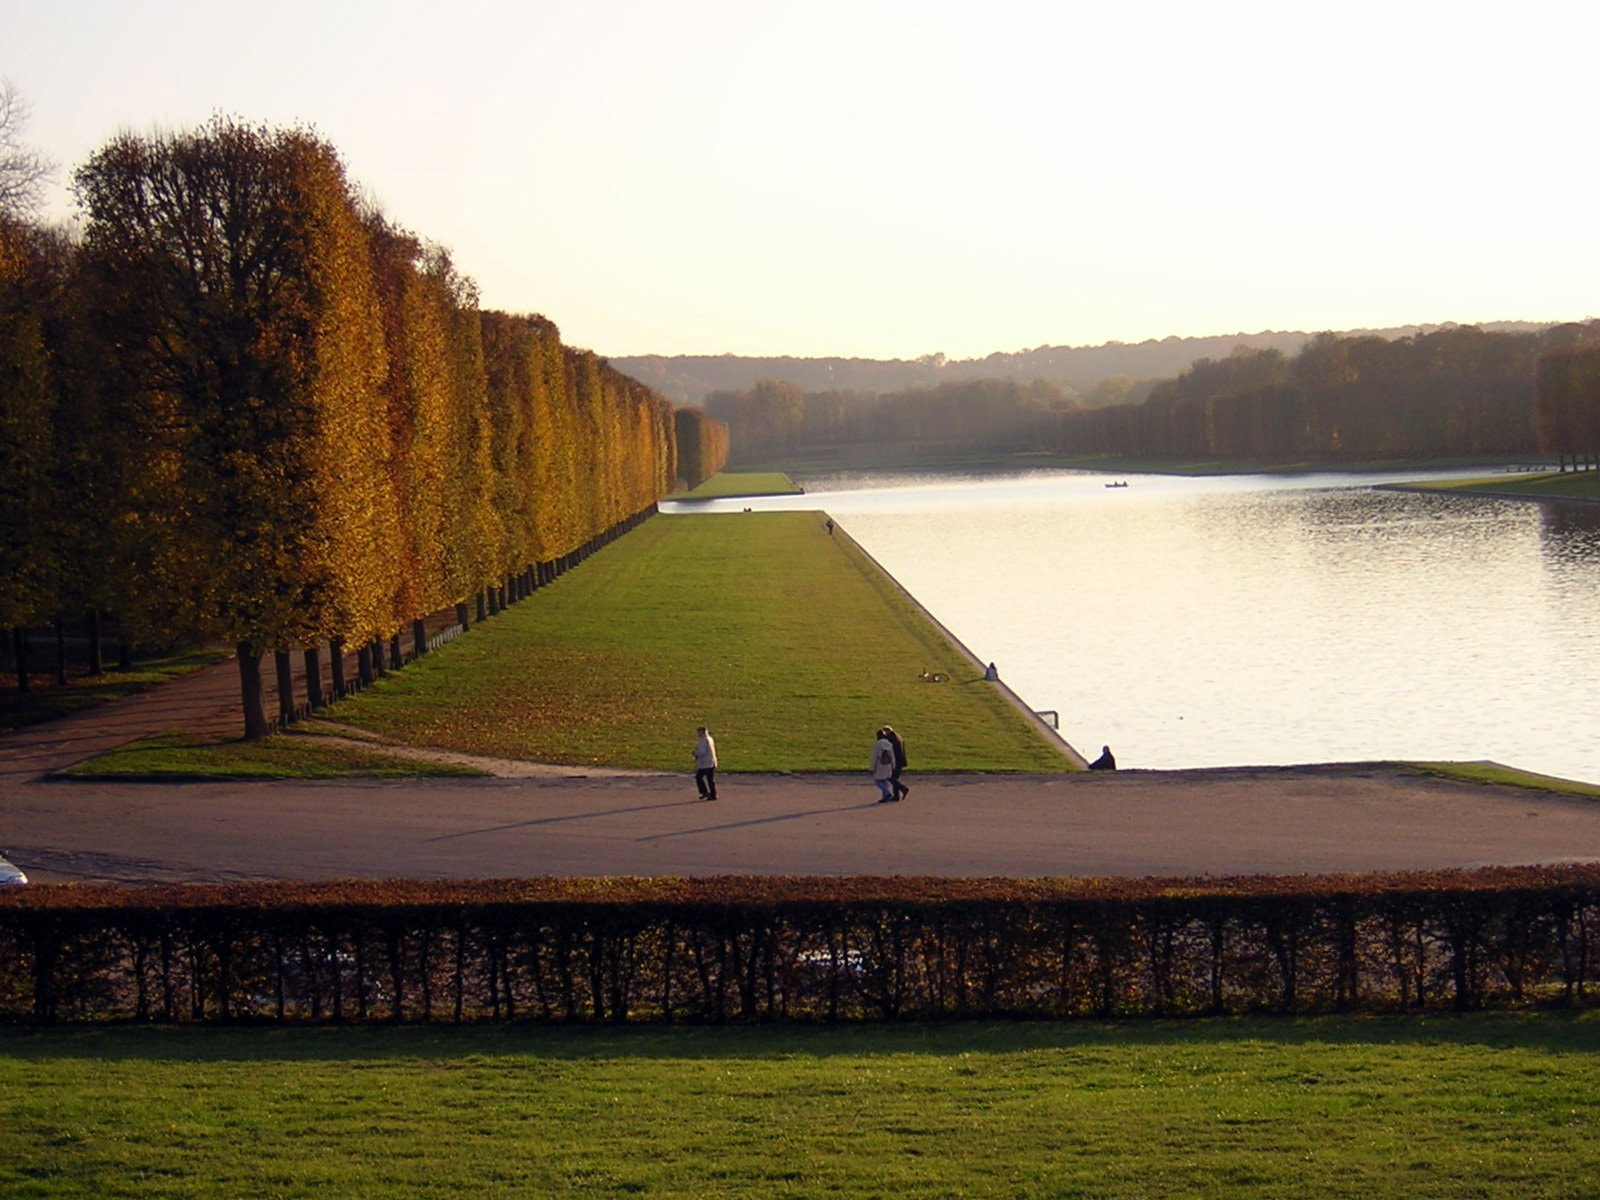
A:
[1104, 481, 1129, 488]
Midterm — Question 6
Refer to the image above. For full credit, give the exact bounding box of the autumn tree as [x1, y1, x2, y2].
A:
[73, 119, 396, 737]
[0, 217, 58, 687]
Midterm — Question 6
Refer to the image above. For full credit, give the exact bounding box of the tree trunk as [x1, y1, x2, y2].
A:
[476, 591, 487, 623]
[455, 601, 469, 631]
[274, 649, 295, 727]
[55, 617, 67, 685]
[303, 645, 324, 710]
[330, 638, 347, 697]
[237, 643, 269, 740]
[85, 608, 104, 676]
[412, 619, 427, 660]
[356, 644, 373, 687]
[372, 637, 386, 675]
[389, 631, 402, 669]
[118, 632, 133, 671]
[13, 627, 29, 693]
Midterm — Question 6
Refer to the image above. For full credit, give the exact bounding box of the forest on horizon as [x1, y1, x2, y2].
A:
[698, 323, 1600, 468]
[611, 321, 1556, 408]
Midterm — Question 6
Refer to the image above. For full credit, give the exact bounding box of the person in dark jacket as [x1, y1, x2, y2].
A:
[1088, 745, 1116, 771]
[883, 725, 909, 799]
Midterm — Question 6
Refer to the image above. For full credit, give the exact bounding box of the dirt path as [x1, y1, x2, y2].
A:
[5, 662, 1600, 885]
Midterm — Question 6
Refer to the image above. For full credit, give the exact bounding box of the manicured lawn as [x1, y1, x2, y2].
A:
[5, 1015, 1599, 1199]
[59, 731, 484, 779]
[672, 471, 803, 499]
[331, 511, 1070, 772]
[1408, 470, 1600, 502]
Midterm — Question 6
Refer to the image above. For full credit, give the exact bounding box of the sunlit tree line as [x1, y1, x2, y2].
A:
[0, 119, 680, 736]
[671, 406, 730, 489]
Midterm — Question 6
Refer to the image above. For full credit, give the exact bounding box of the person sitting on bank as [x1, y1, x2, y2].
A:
[1088, 745, 1116, 771]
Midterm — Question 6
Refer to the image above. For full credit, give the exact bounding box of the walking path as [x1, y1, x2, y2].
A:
[4, 658, 1600, 885]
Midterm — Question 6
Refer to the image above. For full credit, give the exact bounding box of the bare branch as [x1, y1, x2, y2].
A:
[0, 78, 57, 219]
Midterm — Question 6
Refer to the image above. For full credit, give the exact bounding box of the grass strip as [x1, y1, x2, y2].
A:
[60, 731, 485, 780]
[671, 471, 804, 499]
[1410, 760, 1600, 798]
[1403, 470, 1600, 502]
[3, 1014, 1599, 1199]
[332, 511, 1072, 772]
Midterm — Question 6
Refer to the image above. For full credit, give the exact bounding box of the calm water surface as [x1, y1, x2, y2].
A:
[668, 469, 1600, 785]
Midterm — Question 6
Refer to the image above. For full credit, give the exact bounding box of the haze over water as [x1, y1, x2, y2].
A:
[671, 470, 1600, 786]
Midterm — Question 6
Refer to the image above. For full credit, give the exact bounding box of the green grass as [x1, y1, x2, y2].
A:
[0, 646, 229, 732]
[1411, 760, 1600, 798]
[671, 471, 803, 499]
[1404, 470, 1600, 502]
[330, 511, 1071, 772]
[59, 730, 485, 780]
[5, 1015, 1600, 1198]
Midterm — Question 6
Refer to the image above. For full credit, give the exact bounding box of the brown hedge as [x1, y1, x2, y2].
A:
[3, 866, 1599, 1024]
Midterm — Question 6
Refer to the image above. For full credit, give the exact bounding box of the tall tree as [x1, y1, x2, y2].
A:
[74, 119, 394, 737]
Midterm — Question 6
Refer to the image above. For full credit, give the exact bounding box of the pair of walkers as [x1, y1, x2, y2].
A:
[693, 724, 911, 805]
[872, 726, 909, 803]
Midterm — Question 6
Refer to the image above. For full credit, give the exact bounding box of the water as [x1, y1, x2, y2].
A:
[664, 469, 1600, 785]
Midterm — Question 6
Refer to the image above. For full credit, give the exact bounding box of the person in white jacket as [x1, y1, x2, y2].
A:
[872, 728, 897, 803]
[693, 726, 718, 801]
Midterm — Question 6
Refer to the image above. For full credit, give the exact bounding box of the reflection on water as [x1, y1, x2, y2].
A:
[664, 470, 1600, 784]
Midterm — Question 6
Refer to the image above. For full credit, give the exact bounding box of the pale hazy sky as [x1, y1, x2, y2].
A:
[9, 0, 1599, 360]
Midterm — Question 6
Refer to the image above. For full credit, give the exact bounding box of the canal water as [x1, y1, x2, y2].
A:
[666, 468, 1600, 785]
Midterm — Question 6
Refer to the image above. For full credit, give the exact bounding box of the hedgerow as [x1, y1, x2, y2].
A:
[3, 868, 1598, 1023]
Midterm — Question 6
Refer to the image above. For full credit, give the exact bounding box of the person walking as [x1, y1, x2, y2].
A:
[883, 725, 909, 800]
[693, 726, 718, 800]
[872, 727, 897, 803]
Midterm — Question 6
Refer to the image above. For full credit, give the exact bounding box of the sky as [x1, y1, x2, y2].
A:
[9, 0, 1600, 361]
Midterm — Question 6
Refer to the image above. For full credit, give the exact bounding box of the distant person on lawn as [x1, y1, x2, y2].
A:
[1089, 745, 1117, 771]
[694, 726, 718, 800]
[872, 728, 898, 803]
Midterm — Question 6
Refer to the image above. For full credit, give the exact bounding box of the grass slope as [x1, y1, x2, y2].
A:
[335, 511, 1070, 772]
[671, 471, 803, 499]
[5, 1016, 1599, 1199]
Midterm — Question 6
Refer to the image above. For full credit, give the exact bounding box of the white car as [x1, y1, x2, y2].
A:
[0, 854, 27, 886]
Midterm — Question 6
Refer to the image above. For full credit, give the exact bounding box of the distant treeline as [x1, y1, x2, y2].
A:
[614, 323, 1553, 407]
[704, 324, 1600, 466]
[0, 119, 724, 736]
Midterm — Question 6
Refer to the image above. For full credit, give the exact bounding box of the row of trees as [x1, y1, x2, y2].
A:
[1534, 343, 1600, 469]
[1052, 324, 1600, 462]
[671, 406, 730, 489]
[702, 325, 1600, 467]
[705, 377, 1078, 461]
[1, 118, 688, 736]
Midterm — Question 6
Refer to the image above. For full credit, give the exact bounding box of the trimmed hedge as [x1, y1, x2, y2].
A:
[3, 868, 1599, 1024]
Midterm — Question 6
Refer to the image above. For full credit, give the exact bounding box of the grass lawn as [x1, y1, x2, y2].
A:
[4, 1015, 1599, 1199]
[1404, 470, 1600, 502]
[327, 511, 1070, 772]
[671, 471, 803, 499]
[58, 731, 484, 780]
